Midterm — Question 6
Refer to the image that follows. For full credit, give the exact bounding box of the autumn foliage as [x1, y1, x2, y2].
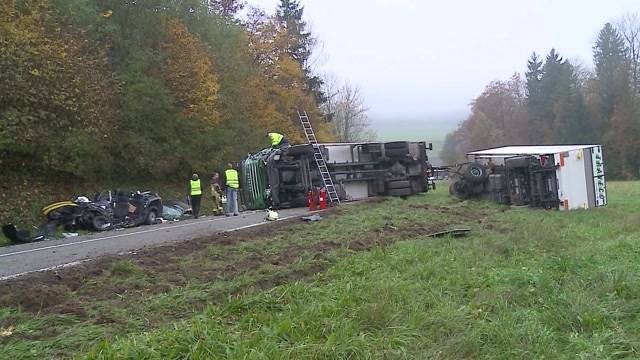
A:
[0, 0, 332, 181]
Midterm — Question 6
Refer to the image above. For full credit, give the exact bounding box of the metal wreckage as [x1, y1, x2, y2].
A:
[447, 145, 607, 210]
[240, 141, 435, 210]
[2, 190, 167, 243]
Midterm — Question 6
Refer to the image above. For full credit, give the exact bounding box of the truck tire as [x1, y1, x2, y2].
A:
[464, 163, 488, 184]
[389, 187, 412, 197]
[385, 148, 409, 158]
[384, 141, 410, 150]
[388, 180, 410, 189]
[449, 181, 467, 199]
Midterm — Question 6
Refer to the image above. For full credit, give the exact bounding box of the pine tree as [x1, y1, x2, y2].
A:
[593, 23, 628, 128]
[276, 0, 325, 104]
[525, 52, 544, 143]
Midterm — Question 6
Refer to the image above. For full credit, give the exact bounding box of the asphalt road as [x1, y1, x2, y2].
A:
[0, 208, 314, 280]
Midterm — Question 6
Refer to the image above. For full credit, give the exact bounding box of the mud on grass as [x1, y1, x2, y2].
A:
[0, 193, 497, 358]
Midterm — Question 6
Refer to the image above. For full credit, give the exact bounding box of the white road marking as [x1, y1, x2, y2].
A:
[0, 259, 93, 281]
[0, 212, 264, 258]
[0, 213, 303, 281]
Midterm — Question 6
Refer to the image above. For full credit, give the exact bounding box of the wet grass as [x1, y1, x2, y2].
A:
[1, 182, 639, 359]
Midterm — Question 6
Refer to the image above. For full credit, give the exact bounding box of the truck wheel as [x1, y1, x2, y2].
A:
[384, 141, 410, 150]
[145, 208, 158, 225]
[449, 181, 467, 199]
[389, 187, 412, 197]
[464, 163, 488, 184]
[385, 148, 409, 158]
[388, 180, 410, 189]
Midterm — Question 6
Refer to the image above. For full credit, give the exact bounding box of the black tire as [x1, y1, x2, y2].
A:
[388, 180, 410, 189]
[449, 181, 467, 199]
[385, 148, 409, 158]
[464, 163, 488, 184]
[384, 141, 410, 150]
[145, 208, 158, 225]
[92, 215, 110, 231]
[389, 187, 412, 197]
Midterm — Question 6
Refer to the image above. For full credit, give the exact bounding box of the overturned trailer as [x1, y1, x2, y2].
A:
[240, 141, 433, 209]
[450, 145, 607, 210]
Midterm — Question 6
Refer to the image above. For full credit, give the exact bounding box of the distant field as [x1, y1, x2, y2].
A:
[369, 114, 462, 166]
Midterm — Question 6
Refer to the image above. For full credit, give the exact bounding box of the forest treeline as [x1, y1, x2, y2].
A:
[442, 18, 640, 179]
[0, 0, 336, 180]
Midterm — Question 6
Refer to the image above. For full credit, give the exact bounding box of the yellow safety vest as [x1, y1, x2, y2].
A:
[225, 169, 239, 189]
[190, 179, 202, 196]
[268, 132, 284, 146]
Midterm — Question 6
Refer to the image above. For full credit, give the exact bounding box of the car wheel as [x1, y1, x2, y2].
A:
[92, 215, 111, 231]
[145, 209, 158, 225]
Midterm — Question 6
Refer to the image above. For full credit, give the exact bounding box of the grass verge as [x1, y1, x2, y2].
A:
[1, 182, 639, 359]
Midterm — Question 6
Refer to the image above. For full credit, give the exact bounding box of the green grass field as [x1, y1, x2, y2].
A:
[1, 182, 639, 359]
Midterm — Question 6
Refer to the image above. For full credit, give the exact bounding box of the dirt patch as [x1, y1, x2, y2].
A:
[0, 200, 494, 322]
[0, 215, 311, 314]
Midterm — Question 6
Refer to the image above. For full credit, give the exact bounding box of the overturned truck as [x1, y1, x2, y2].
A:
[449, 145, 607, 210]
[240, 141, 433, 209]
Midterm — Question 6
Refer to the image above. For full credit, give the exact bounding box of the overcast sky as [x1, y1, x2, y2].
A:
[246, 0, 640, 119]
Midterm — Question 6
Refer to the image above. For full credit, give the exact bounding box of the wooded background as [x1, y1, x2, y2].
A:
[442, 17, 640, 179]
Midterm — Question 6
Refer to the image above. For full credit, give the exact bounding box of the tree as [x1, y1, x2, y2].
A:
[275, 0, 325, 104]
[204, 0, 245, 19]
[332, 83, 374, 142]
[592, 23, 630, 137]
[525, 52, 545, 143]
[0, 0, 118, 178]
[616, 13, 640, 94]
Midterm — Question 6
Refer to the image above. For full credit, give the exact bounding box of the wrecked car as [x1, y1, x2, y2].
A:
[2, 190, 163, 243]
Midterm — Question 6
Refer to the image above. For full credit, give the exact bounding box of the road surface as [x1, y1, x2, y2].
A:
[0, 208, 313, 280]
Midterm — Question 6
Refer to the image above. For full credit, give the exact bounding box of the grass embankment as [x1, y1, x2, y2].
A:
[0, 178, 221, 246]
[1, 182, 639, 358]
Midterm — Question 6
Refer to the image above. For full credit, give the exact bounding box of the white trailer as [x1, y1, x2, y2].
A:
[467, 145, 607, 210]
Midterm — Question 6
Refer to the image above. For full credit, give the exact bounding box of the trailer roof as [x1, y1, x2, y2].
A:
[467, 145, 599, 158]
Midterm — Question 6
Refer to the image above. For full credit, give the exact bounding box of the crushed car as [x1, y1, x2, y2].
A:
[2, 190, 163, 243]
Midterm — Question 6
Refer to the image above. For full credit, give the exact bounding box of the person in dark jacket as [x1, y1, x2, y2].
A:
[188, 173, 203, 218]
[211, 172, 223, 215]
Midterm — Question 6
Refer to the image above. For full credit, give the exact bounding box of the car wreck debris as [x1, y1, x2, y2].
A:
[2, 190, 163, 244]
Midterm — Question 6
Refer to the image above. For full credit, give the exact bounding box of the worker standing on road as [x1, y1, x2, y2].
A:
[266, 131, 289, 149]
[188, 173, 203, 219]
[211, 172, 224, 215]
[224, 163, 240, 217]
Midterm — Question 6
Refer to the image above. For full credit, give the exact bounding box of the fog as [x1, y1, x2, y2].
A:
[248, 0, 639, 119]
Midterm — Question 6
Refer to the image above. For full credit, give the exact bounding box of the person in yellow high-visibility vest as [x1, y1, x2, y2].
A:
[188, 173, 203, 218]
[224, 163, 240, 216]
[266, 132, 289, 148]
